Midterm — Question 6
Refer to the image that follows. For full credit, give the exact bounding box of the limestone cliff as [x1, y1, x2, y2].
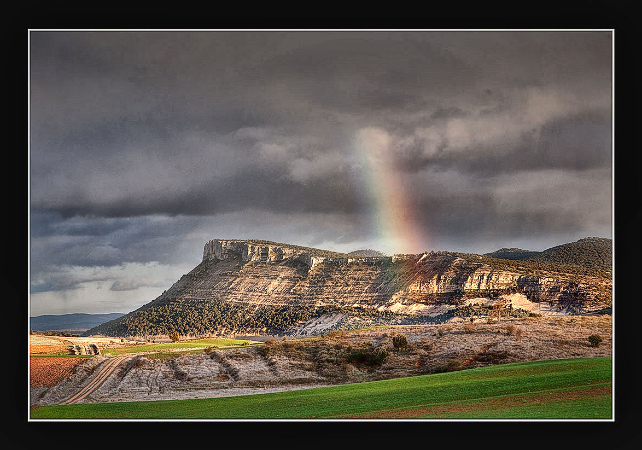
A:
[85, 239, 612, 337]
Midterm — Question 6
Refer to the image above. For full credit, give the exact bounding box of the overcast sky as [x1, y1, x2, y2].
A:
[29, 30, 613, 315]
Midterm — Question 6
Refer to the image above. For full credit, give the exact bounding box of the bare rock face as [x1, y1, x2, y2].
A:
[69, 344, 100, 355]
[86, 239, 612, 338]
[203, 239, 306, 265]
[202, 239, 367, 268]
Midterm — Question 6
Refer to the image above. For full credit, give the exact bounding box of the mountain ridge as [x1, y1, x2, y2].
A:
[85, 237, 611, 338]
[30, 312, 125, 332]
[485, 237, 611, 271]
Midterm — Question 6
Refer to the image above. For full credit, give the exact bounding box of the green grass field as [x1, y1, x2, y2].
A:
[100, 337, 260, 356]
[30, 352, 94, 358]
[30, 356, 611, 420]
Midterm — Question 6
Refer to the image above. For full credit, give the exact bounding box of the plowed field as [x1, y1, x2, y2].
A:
[30, 357, 86, 387]
[30, 345, 68, 355]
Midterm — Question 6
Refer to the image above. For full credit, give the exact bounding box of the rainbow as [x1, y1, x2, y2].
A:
[354, 127, 428, 255]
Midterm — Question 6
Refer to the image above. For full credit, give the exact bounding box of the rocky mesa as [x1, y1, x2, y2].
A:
[85, 238, 612, 338]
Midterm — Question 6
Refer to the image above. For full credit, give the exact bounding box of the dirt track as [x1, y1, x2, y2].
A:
[58, 356, 130, 405]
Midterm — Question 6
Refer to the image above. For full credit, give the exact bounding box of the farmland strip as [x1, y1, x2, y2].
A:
[335, 382, 612, 419]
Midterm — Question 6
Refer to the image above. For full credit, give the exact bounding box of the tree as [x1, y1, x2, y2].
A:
[170, 331, 180, 342]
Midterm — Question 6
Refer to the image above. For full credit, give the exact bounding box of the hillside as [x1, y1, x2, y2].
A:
[85, 238, 612, 338]
[485, 237, 612, 272]
[529, 237, 612, 271]
[30, 313, 124, 332]
[33, 317, 612, 412]
[484, 248, 539, 261]
[31, 356, 612, 419]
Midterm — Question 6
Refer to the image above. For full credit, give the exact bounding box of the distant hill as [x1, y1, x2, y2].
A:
[348, 249, 387, 257]
[485, 237, 612, 272]
[484, 248, 539, 261]
[30, 313, 125, 332]
[529, 237, 612, 271]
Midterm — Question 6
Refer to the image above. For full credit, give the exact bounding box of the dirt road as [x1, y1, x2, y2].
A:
[59, 355, 130, 405]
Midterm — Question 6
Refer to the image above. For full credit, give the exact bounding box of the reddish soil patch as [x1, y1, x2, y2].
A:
[30, 344, 68, 355]
[342, 383, 611, 419]
[30, 357, 86, 387]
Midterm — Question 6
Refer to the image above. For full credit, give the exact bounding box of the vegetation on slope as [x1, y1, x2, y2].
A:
[456, 250, 611, 279]
[84, 299, 402, 338]
[529, 237, 612, 272]
[30, 356, 612, 419]
[484, 248, 540, 260]
[482, 237, 612, 275]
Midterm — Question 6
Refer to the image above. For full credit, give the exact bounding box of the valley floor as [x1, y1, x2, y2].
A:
[30, 315, 611, 408]
[31, 356, 612, 419]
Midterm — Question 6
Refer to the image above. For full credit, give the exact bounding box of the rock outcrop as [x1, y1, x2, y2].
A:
[86, 239, 612, 337]
[203, 239, 299, 264]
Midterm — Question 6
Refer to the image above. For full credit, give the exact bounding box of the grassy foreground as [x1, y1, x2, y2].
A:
[31, 356, 611, 419]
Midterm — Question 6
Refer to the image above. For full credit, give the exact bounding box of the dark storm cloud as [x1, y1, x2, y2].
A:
[29, 30, 613, 313]
[246, 35, 477, 115]
[396, 107, 612, 177]
[30, 31, 611, 219]
[30, 212, 204, 273]
[430, 107, 470, 120]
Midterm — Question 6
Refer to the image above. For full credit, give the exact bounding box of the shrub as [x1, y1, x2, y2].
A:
[325, 329, 343, 338]
[371, 346, 388, 365]
[392, 334, 408, 349]
[439, 358, 463, 373]
[588, 334, 603, 347]
[170, 331, 180, 342]
[133, 357, 146, 368]
[346, 346, 387, 367]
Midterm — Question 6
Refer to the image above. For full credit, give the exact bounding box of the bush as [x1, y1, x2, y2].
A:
[170, 331, 180, 342]
[372, 346, 387, 361]
[588, 334, 603, 347]
[346, 346, 387, 367]
[392, 334, 408, 349]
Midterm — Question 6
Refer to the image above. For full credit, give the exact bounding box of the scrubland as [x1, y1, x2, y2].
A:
[30, 315, 611, 408]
